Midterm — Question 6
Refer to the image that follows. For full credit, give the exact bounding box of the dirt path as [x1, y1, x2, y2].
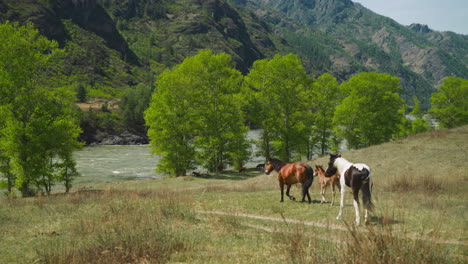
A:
[197, 210, 468, 246]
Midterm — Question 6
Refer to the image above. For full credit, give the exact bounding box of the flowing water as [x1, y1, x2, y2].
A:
[73, 130, 264, 185]
[74, 145, 160, 185]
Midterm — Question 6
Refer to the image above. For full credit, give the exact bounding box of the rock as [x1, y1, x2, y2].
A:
[408, 23, 433, 34]
[93, 131, 148, 145]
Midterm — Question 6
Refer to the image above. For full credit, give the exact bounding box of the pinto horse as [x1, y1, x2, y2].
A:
[325, 154, 373, 225]
[264, 158, 314, 203]
[314, 165, 340, 206]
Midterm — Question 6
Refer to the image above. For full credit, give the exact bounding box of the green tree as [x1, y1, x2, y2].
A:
[75, 83, 88, 103]
[120, 83, 153, 135]
[409, 96, 429, 134]
[56, 152, 79, 193]
[0, 22, 82, 196]
[145, 50, 248, 175]
[311, 73, 341, 155]
[145, 67, 197, 176]
[244, 54, 311, 162]
[430, 77, 468, 128]
[0, 155, 14, 193]
[334, 72, 405, 149]
[190, 51, 247, 172]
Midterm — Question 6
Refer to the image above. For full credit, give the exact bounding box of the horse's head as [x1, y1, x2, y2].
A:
[264, 159, 275, 175]
[264, 158, 286, 175]
[325, 153, 340, 177]
[314, 165, 324, 177]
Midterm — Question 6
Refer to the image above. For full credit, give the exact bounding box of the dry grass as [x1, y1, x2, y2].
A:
[269, 214, 461, 264]
[76, 98, 119, 112]
[1, 126, 467, 263]
[341, 222, 457, 264]
[387, 174, 444, 193]
[29, 189, 199, 264]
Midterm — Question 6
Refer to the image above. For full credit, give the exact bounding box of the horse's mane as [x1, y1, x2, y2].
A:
[269, 158, 286, 171]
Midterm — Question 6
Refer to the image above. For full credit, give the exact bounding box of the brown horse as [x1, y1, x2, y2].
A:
[314, 165, 340, 205]
[264, 158, 314, 203]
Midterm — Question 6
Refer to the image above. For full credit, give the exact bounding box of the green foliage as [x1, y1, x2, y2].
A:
[75, 83, 88, 103]
[189, 51, 248, 172]
[145, 60, 199, 176]
[409, 96, 429, 134]
[61, 20, 135, 91]
[0, 156, 14, 193]
[334, 72, 405, 149]
[79, 107, 125, 144]
[120, 83, 153, 134]
[244, 54, 312, 161]
[145, 50, 249, 175]
[310, 73, 342, 155]
[430, 77, 468, 129]
[0, 22, 82, 196]
[282, 30, 334, 74]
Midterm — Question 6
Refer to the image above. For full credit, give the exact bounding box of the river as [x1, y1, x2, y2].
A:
[73, 130, 264, 185]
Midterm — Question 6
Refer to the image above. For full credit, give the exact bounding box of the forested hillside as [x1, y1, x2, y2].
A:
[1, 0, 467, 140]
[236, 0, 468, 106]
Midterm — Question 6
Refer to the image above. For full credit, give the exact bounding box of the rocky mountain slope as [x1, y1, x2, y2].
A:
[1, 0, 467, 108]
[238, 0, 468, 106]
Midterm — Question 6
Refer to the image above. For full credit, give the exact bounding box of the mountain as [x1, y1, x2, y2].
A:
[1, 0, 467, 108]
[235, 0, 468, 106]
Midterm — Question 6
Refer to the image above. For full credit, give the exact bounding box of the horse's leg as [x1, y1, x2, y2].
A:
[279, 179, 284, 203]
[306, 185, 312, 203]
[331, 183, 336, 206]
[352, 187, 361, 225]
[301, 184, 306, 202]
[320, 184, 326, 204]
[362, 179, 372, 224]
[301, 183, 312, 203]
[286, 184, 295, 201]
[337, 184, 345, 220]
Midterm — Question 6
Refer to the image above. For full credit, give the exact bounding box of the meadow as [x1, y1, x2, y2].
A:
[1, 126, 467, 263]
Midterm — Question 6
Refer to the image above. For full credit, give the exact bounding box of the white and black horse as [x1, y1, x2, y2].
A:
[325, 154, 373, 225]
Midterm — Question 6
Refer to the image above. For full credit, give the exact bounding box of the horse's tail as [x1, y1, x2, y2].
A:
[302, 165, 314, 196]
[362, 169, 374, 211]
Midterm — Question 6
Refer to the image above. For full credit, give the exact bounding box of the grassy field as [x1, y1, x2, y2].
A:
[1, 126, 467, 263]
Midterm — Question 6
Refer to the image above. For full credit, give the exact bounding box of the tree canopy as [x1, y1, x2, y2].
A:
[310, 73, 341, 155]
[430, 76, 468, 129]
[244, 54, 312, 162]
[145, 50, 248, 176]
[334, 72, 405, 149]
[0, 22, 82, 196]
